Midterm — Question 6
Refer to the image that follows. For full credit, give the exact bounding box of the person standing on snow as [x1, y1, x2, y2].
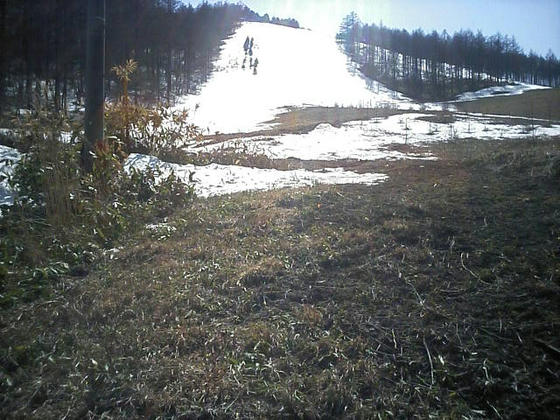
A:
[253, 58, 259, 75]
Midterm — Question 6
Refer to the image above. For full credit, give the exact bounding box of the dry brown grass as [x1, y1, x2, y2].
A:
[266, 106, 407, 131]
[456, 88, 560, 122]
[1, 138, 559, 418]
[198, 106, 411, 144]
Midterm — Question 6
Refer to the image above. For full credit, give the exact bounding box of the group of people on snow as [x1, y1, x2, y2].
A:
[242, 36, 259, 75]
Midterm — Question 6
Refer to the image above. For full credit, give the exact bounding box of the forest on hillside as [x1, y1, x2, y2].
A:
[0, 0, 298, 113]
[337, 12, 560, 101]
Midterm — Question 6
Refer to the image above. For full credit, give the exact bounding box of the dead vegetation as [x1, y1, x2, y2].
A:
[1, 137, 560, 418]
[199, 106, 411, 144]
[416, 112, 456, 124]
[456, 88, 560, 122]
[266, 106, 408, 131]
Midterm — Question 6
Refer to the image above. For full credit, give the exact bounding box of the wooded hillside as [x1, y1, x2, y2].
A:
[337, 12, 560, 101]
[0, 0, 298, 113]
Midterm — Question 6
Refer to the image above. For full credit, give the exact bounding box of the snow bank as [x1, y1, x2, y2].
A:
[454, 83, 550, 102]
[175, 22, 417, 134]
[124, 153, 387, 198]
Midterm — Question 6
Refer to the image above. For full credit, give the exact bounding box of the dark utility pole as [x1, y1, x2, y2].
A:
[0, 0, 7, 112]
[83, 0, 105, 172]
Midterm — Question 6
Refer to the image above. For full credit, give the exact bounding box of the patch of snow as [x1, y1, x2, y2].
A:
[146, 222, 177, 239]
[60, 131, 75, 144]
[124, 153, 387, 198]
[0, 145, 21, 206]
[188, 120, 433, 161]
[454, 111, 553, 123]
[453, 83, 550, 102]
[188, 113, 560, 161]
[104, 247, 122, 260]
[146, 222, 176, 232]
[175, 22, 418, 134]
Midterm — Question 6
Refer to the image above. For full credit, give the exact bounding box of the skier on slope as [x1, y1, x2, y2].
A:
[253, 58, 259, 75]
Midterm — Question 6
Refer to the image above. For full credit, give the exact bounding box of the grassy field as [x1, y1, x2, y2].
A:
[1, 136, 559, 418]
[456, 88, 560, 122]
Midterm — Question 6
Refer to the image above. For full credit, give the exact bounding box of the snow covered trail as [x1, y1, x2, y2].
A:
[124, 153, 387, 198]
[175, 22, 417, 134]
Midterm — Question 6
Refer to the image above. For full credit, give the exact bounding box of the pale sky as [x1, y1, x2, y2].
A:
[185, 0, 560, 56]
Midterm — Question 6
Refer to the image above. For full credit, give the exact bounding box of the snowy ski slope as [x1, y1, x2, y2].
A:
[176, 22, 416, 134]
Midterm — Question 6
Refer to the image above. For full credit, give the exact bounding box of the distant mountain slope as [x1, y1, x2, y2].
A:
[177, 22, 416, 134]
